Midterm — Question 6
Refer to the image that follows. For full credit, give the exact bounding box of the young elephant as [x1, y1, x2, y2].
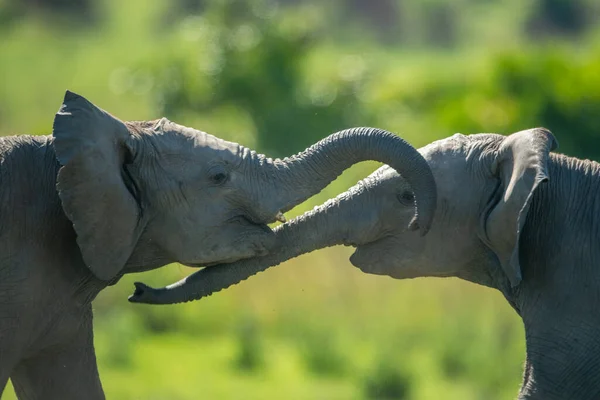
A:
[133, 127, 600, 400]
[0, 91, 437, 399]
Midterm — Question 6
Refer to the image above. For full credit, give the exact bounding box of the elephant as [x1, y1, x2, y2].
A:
[0, 90, 437, 399]
[131, 127, 600, 399]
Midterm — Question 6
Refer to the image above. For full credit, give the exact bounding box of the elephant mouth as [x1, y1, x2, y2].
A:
[183, 262, 212, 268]
[180, 218, 275, 269]
[197, 259, 239, 268]
[230, 214, 275, 232]
[183, 248, 268, 268]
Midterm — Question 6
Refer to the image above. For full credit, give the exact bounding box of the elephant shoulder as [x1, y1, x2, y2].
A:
[0, 134, 57, 183]
[0, 134, 63, 231]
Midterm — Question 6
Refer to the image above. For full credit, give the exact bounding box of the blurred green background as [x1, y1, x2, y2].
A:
[1, 0, 600, 398]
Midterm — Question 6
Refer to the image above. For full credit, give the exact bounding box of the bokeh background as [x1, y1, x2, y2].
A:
[2, 0, 600, 398]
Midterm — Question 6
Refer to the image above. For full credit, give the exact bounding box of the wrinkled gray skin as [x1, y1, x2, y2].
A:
[0, 91, 437, 399]
[133, 127, 600, 399]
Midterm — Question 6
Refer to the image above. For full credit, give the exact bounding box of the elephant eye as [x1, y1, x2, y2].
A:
[397, 191, 414, 206]
[208, 166, 229, 185]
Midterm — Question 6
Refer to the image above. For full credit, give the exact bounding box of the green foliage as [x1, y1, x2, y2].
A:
[408, 46, 600, 161]
[141, 0, 371, 156]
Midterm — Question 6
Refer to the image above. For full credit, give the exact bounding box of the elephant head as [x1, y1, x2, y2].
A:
[53, 91, 437, 282]
[128, 127, 557, 305]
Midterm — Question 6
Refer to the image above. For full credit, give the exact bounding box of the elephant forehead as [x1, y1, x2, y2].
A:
[144, 120, 243, 162]
[418, 133, 502, 172]
[419, 134, 470, 161]
[416, 139, 467, 179]
[153, 119, 240, 155]
[415, 136, 493, 201]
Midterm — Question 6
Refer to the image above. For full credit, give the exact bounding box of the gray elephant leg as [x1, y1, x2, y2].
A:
[10, 320, 104, 400]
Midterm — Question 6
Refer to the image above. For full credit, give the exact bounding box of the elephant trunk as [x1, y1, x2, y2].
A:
[128, 183, 372, 305]
[249, 127, 436, 235]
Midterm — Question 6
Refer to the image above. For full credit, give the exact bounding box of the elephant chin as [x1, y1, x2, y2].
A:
[350, 246, 382, 275]
[350, 238, 428, 280]
[349, 238, 400, 276]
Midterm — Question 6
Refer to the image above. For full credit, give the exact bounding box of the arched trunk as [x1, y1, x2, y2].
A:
[248, 127, 436, 235]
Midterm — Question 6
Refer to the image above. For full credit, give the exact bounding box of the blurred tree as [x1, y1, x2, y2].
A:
[0, 0, 97, 27]
[345, 0, 400, 43]
[154, 0, 372, 156]
[493, 52, 600, 161]
[526, 0, 591, 37]
[423, 1, 457, 47]
[417, 50, 600, 161]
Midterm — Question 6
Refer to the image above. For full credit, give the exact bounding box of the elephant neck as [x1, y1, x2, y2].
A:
[518, 314, 600, 399]
[510, 153, 600, 308]
[477, 154, 600, 314]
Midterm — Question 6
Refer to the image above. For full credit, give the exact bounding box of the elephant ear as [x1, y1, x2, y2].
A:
[53, 90, 140, 281]
[484, 128, 557, 287]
